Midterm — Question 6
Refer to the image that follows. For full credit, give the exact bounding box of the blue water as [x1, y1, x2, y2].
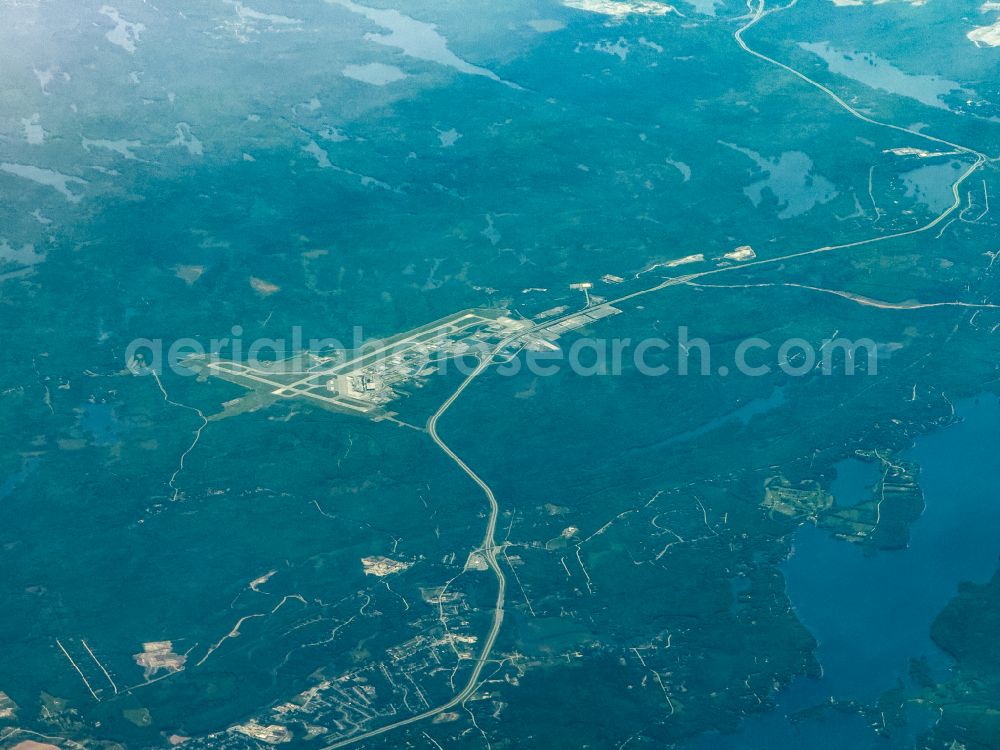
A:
[687, 395, 1000, 749]
[828, 457, 881, 508]
[0, 458, 36, 501]
[664, 386, 786, 447]
[78, 402, 123, 447]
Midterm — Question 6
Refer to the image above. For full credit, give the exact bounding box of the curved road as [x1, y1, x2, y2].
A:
[320, 1, 990, 747]
[321, 347, 512, 750]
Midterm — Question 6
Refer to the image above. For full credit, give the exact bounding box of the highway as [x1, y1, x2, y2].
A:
[320, 348, 510, 750]
[319, 1, 990, 746]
